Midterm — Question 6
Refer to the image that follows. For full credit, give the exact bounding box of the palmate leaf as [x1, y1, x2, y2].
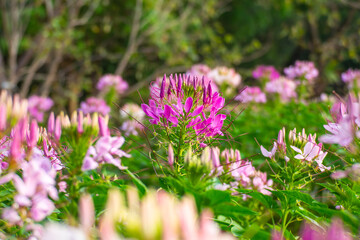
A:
[202, 189, 231, 206]
[212, 202, 258, 217]
[318, 182, 360, 210]
[277, 190, 326, 207]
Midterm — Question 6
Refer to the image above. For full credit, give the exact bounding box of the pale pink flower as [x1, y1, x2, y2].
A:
[319, 120, 354, 147]
[341, 68, 360, 89]
[252, 65, 280, 81]
[235, 86, 267, 103]
[97, 74, 129, 94]
[284, 61, 319, 82]
[260, 142, 277, 159]
[79, 97, 111, 116]
[265, 77, 297, 102]
[82, 136, 130, 171]
[207, 66, 241, 87]
[28, 96, 53, 122]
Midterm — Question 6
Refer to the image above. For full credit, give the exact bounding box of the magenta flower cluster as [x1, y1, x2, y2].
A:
[142, 74, 227, 141]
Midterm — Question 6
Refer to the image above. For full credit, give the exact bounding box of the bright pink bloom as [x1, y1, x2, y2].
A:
[235, 86, 266, 103]
[28, 96, 53, 122]
[79, 97, 111, 116]
[142, 74, 227, 141]
[97, 74, 129, 94]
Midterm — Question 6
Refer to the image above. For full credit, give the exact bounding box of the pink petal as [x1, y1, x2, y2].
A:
[184, 97, 193, 113]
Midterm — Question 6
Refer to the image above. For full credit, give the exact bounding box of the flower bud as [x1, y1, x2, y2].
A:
[168, 144, 174, 167]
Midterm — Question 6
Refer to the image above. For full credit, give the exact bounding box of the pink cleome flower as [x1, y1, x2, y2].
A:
[79, 97, 111, 116]
[97, 74, 129, 94]
[28, 96, 54, 122]
[252, 65, 280, 81]
[235, 86, 267, 103]
[284, 61, 319, 82]
[142, 74, 227, 141]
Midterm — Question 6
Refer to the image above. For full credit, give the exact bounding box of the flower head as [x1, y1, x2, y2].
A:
[28, 96, 53, 122]
[235, 86, 266, 103]
[142, 74, 227, 144]
[97, 74, 129, 94]
[252, 65, 280, 81]
[82, 136, 130, 171]
[341, 68, 360, 89]
[284, 61, 319, 82]
[79, 97, 111, 116]
[265, 77, 297, 102]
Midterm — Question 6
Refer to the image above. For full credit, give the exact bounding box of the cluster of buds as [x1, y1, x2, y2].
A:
[98, 188, 235, 240]
[261, 128, 330, 172]
[209, 148, 273, 198]
[142, 73, 227, 156]
[57, 111, 109, 136]
[0, 91, 28, 132]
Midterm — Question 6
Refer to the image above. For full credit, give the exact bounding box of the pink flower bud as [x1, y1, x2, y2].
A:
[77, 111, 84, 134]
[28, 119, 39, 148]
[48, 112, 55, 134]
[0, 105, 6, 131]
[98, 116, 109, 137]
[54, 116, 62, 140]
[160, 74, 166, 100]
[168, 144, 174, 166]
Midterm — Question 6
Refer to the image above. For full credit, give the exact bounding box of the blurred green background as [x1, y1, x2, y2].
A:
[0, 0, 359, 111]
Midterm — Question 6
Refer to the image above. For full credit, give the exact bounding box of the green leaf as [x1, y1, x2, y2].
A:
[279, 190, 325, 207]
[213, 203, 258, 217]
[203, 189, 231, 206]
[125, 169, 147, 197]
[237, 189, 279, 209]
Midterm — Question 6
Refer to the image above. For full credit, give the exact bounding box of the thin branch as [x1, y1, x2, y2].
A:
[41, 48, 64, 97]
[115, 0, 143, 75]
[20, 56, 48, 97]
